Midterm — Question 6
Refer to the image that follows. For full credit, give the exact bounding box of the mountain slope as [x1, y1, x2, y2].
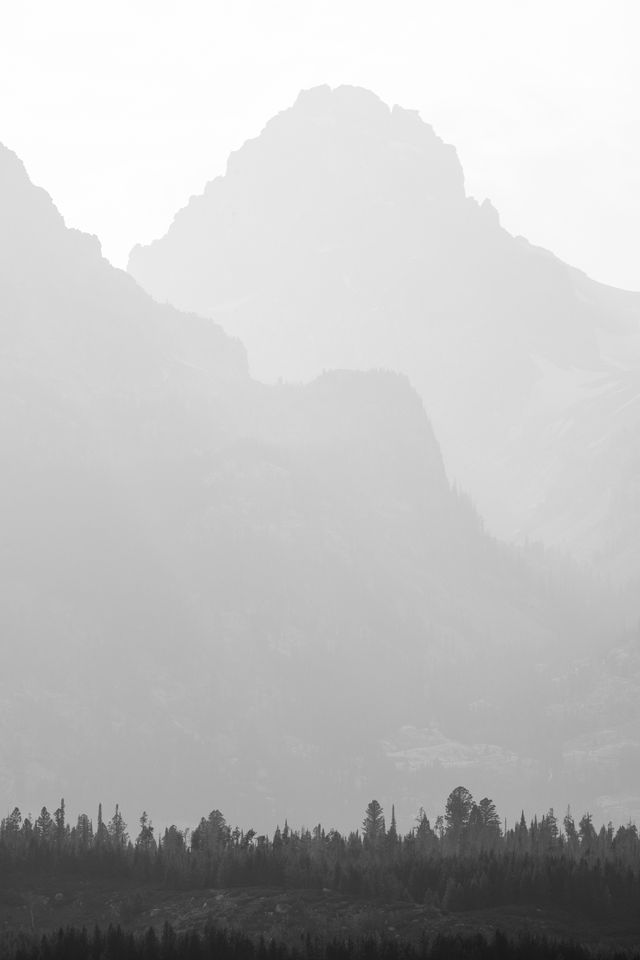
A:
[128, 85, 640, 582]
[0, 141, 633, 831]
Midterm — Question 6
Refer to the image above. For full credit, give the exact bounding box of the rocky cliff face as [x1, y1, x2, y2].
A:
[128, 86, 640, 584]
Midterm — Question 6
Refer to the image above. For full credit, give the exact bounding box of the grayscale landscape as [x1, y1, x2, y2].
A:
[1, 4, 639, 958]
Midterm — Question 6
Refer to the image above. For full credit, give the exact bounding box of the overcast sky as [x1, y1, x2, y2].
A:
[2, 0, 639, 290]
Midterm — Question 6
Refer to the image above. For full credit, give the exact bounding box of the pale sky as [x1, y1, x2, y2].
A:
[2, 0, 639, 290]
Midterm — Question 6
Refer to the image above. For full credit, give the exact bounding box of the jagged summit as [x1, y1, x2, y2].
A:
[128, 84, 468, 319]
[226, 83, 465, 195]
[0, 140, 103, 265]
[293, 83, 389, 115]
[1, 140, 42, 194]
[127, 86, 640, 578]
[0, 141, 248, 388]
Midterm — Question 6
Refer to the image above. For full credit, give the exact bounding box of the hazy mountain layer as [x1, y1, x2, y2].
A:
[128, 85, 640, 583]
[1, 142, 637, 832]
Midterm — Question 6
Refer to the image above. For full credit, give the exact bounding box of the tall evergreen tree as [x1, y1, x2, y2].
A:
[444, 786, 474, 847]
[362, 800, 385, 843]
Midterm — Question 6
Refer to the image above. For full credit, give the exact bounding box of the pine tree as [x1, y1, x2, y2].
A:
[107, 804, 129, 848]
[54, 799, 66, 848]
[415, 807, 437, 851]
[444, 786, 473, 849]
[35, 806, 53, 843]
[75, 813, 93, 851]
[135, 812, 156, 853]
[387, 804, 398, 843]
[362, 800, 385, 843]
[96, 803, 109, 848]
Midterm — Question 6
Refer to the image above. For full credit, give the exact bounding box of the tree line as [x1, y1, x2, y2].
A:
[1, 788, 639, 919]
[2, 922, 639, 960]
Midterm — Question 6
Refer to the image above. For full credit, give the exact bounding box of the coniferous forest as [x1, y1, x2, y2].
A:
[2, 790, 640, 932]
[3, 922, 640, 960]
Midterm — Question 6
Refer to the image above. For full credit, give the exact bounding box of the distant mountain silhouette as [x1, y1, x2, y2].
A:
[1, 141, 637, 830]
[128, 85, 640, 584]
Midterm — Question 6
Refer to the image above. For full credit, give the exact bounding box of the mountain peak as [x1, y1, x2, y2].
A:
[128, 85, 467, 327]
[0, 141, 27, 182]
[125, 86, 640, 573]
[1, 140, 62, 224]
[291, 83, 391, 119]
[0, 142, 248, 387]
[222, 83, 464, 193]
[0, 140, 105, 269]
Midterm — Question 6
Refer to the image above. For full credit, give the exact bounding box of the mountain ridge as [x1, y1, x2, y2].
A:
[127, 85, 640, 584]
